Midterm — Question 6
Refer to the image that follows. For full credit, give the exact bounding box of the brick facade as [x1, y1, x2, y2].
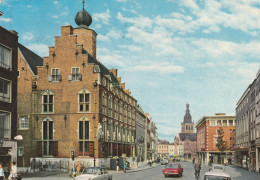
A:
[17, 24, 137, 167]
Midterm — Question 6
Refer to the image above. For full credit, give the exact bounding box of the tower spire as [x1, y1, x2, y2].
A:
[82, 0, 85, 10]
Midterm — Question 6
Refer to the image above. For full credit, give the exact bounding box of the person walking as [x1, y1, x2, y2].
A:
[123, 158, 127, 173]
[8, 162, 17, 180]
[194, 158, 201, 179]
[0, 164, 5, 180]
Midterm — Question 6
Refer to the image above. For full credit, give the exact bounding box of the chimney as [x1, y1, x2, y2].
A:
[121, 83, 125, 89]
[110, 69, 118, 78]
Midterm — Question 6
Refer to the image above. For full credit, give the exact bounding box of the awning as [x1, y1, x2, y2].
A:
[231, 146, 250, 151]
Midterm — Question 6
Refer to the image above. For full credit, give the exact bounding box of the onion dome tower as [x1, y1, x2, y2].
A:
[75, 0, 92, 29]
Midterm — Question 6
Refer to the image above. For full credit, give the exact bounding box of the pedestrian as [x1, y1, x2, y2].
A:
[76, 160, 81, 175]
[0, 164, 5, 180]
[123, 158, 127, 173]
[8, 162, 17, 180]
[192, 156, 195, 164]
[194, 158, 201, 178]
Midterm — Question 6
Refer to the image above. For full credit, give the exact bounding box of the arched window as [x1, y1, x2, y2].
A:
[78, 89, 91, 112]
[42, 90, 54, 113]
[78, 116, 93, 156]
[42, 116, 55, 156]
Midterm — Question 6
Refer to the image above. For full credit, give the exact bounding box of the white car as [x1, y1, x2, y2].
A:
[75, 167, 113, 180]
[204, 171, 231, 180]
[209, 164, 225, 172]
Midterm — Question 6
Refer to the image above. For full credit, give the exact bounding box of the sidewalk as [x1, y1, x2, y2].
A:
[108, 164, 161, 174]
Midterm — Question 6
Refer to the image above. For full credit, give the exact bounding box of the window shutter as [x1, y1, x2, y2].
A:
[68, 74, 72, 81]
[53, 141, 58, 156]
[48, 75, 52, 82]
[57, 75, 62, 82]
[37, 141, 42, 157]
[78, 74, 82, 81]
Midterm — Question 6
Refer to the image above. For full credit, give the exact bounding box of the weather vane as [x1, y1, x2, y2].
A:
[82, 0, 85, 10]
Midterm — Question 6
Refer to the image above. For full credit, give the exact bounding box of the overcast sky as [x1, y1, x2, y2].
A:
[1, 0, 260, 142]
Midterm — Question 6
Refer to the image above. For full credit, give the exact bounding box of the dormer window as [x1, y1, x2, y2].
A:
[48, 68, 61, 82]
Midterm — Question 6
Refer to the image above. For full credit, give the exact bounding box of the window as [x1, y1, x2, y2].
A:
[217, 120, 222, 126]
[229, 120, 233, 126]
[20, 116, 29, 129]
[124, 105, 127, 123]
[79, 91, 90, 112]
[17, 70, 20, 78]
[108, 96, 112, 117]
[102, 92, 107, 114]
[119, 102, 123, 121]
[114, 100, 118, 120]
[42, 90, 54, 113]
[223, 120, 227, 126]
[18, 147, 24, 156]
[79, 120, 93, 156]
[0, 78, 11, 103]
[0, 44, 11, 70]
[0, 112, 11, 139]
[49, 68, 61, 82]
[70, 67, 82, 81]
[42, 118, 54, 156]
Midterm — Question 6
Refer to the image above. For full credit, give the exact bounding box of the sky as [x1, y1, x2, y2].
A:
[1, 0, 260, 142]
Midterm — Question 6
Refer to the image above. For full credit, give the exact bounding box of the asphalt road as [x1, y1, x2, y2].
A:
[113, 162, 208, 180]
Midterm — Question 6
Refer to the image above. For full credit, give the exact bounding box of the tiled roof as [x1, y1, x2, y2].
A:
[179, 133, 196, 142]
[18, 43, 43, 75]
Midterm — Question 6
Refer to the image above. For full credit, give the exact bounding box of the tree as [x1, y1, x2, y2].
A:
[215, 127, 228, 164]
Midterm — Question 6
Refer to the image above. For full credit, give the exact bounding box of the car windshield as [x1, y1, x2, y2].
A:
[165, 164, 179, 168]
[83, 168, 101, 174]
[204, 175, 230, 180]
[214, 166, 224, 170]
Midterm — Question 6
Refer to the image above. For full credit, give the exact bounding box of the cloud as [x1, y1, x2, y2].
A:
[54, 1, 59, 4]
[22, 32, 34, 41]
[51, 15, 59, 19]
[115, 0, 127, 2]
[26, 43, 49, 57]
[93, 9, 111, 25]
[27, 5, 32, 8]
[0, 17, 12, 22]
[132, 62, 184, 74]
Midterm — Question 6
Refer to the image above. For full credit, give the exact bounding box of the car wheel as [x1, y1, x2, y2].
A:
[164, 175, 167, 177]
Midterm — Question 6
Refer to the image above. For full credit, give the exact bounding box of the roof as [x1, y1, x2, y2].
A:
[179, 133, 196, 141]
[87, 54, 119, 84]
[18, 43, 43, 75]
[204, 171, 231, 178]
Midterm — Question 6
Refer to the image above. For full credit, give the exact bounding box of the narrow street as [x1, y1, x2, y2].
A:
[22, 162, 260, 180]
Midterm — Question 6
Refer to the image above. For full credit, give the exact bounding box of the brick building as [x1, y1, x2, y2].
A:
[17, 5, 137, 168]
[196, 113, 236, 165]
[174, 103, 196, 159]
[0, 26, 19, 167]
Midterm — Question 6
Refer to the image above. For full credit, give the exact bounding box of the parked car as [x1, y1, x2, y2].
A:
[75, 167, 112, 180]
[204, 171, 231, 180]
[162, 163, 183, 177]
[209, 164, 225, 172]
[161, 159, 168, 165]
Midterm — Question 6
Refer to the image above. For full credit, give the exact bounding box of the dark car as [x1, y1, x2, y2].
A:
[162, 163, 183, 177]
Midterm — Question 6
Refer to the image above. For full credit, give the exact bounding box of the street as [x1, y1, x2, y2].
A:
[22, 162, 260, 180]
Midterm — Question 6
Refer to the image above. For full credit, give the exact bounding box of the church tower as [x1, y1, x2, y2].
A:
[181, 103, 194, 133]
